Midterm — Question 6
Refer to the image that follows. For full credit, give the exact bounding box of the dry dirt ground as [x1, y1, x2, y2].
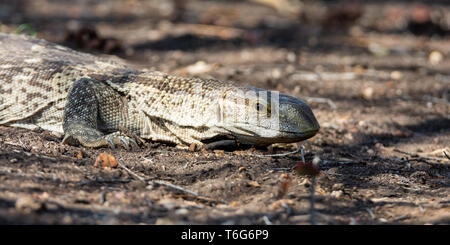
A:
[0, 0, 449, 225]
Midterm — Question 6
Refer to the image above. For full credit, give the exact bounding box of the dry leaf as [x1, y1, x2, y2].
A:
[362, 87, 374, 100]
[76, 151, 83, 159]
[94, 152, 118, 169]
[277, 174, 292, 198]
[429, 51, 443, 65]
[248, 181, 260, 187]
[229, 201, 240, 208]
[214, 150, 226, 157]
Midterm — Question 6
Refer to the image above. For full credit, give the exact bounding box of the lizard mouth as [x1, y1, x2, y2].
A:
[231, 127, 320, 145]
[277, 128, 319, 141]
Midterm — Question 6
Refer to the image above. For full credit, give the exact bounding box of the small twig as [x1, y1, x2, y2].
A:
[366, 208, 376, 220]
[444, 151, 450, 160]
[393, 148, 445, 162]
[117, 161, 203, 198]
[281, 203, 292, 215]
[326, 172, 343, 176]
[254, 148, 300, 157]
[337, 161, 354, 165]
[192, 160, 215, 164]
[262, 216, 273, 225]
[394, 215, 410, 222]
[304, 97, 337, 109]
[5, 141, 25, 148]
[299, 145, 305, 163]
[117, 162, 146, 181]
[151, 180, 200, 197]
[270, 167, 291, 171]
[11, 149, 70, 162]
[299, 144, 317, 225]
[178, 23, 245, 39]
[310, 176, 317, 225]
[142, 157, 154, 164]
[392, 148, 415, 157]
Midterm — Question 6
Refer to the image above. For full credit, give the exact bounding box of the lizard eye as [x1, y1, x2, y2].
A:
[256, 103, 264, 111]
[256, 102, 272, 117]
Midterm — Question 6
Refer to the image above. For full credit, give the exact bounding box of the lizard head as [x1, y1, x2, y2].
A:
[219, 87, 320, 146]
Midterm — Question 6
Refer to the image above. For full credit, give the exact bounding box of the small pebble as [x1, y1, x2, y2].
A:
[62, 215, 73, 224]
[330, 190, 344, 198]
[15, 196, 42, 213]
[271, 68, 282, 79]
[287, 52, 296, 63]
[175, 208, 189, 215]
[362, 87, 374, 100]
[312, 156, 321, 165]
[332, 183, 344, 191]
[390, 71, 403, 80]
[429, 51, 443, 65]
[185, 61, 214, 75]
[378, 218, 388, 223]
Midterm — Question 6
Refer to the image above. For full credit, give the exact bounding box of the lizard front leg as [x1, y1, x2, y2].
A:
[62, 78, 138, 149]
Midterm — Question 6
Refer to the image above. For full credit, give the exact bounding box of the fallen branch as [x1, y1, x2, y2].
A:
[117, 161, 206, 199]
[117, 162, 146, 181]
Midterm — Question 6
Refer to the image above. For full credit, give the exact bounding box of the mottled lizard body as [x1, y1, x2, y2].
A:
[0, 33, 319, 149]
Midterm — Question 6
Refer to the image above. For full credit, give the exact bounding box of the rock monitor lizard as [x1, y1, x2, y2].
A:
[0, 33, 319, 149]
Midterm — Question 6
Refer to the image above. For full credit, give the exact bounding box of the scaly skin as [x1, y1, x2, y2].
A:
[0, 33, 320, 149]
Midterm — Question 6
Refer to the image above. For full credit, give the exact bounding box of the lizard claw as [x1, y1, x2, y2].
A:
[119, 137, 130, 150]
[129, 138, 139, 148]
[104, 132, 138, 150]
[106, 138, 116, 149]
[62, 124, 142, 150]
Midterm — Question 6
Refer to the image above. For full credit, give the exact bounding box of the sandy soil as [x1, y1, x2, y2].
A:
[0, 0, 448, 224]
